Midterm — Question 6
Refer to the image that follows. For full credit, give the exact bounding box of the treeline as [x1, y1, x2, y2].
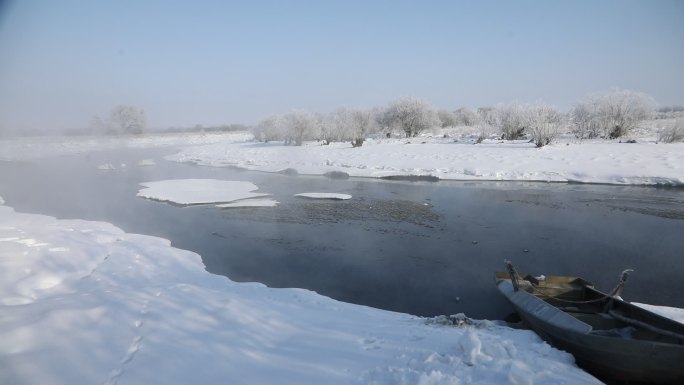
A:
[252, 90, 683, 147]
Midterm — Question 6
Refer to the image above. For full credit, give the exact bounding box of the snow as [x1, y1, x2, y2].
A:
[295, 193, 353, 200]
[137, 159, 156, 167]
[0, 204, 603, 385]
[216, 198, 279, 208]
[633, 303, 684, 324]
[3, 130, 682, 186]
[97, 163, 116, 170]
[2, 132, 682, 384]
[137, 179, 269, 205]
[167, 134, 684, 186]
[0, 131, 252, 161]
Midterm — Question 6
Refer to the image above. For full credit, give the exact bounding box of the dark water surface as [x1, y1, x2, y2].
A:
[1, 147, 683, 319]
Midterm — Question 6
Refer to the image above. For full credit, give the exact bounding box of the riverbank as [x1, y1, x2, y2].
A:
[3, 129, 681, 186]
[0, 202, 603, 385]
[168, 133, 684, 186]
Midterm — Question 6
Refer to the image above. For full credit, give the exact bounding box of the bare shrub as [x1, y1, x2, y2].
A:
[454, 107, 478, 126]
[572, 89, 655, 139]
[493, 103, 528, 140]
[657, 118, 684, 143]
[437, 109, 458, 128]
[526, 104, 564, 147]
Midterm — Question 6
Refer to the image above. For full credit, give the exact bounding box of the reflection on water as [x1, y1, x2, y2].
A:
[1, 148, 683, 319]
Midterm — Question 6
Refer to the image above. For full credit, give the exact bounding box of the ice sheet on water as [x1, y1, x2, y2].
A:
[137, 179, 269, 205]
[216, 199, 279, 208]
[294, 193, 352, 200]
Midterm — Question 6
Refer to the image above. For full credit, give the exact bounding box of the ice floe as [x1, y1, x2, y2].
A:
[137, 179, 269, 205]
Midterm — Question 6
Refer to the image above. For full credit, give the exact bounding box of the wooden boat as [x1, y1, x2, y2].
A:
[495, 262, 684, 384]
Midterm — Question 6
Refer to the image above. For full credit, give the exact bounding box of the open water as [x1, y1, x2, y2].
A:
[1, 147, 683, 319]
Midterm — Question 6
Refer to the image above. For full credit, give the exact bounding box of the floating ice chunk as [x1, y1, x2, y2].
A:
[97, 163, 115, 170]
[137, 179, 269, 205]
[137, 159, 156, 167]
[216, 199, 279, 208]
[294, 193, 352, 200]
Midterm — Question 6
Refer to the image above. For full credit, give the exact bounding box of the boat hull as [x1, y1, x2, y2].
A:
[496, 278, 684, 384]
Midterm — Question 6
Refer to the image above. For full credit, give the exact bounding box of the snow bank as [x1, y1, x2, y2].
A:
[168, 138, 684, 186]
[295, 193, 352, 200]
[0, 204, 603, 385]
[0, 131, 252, 161]
[137, 179, 269, 205]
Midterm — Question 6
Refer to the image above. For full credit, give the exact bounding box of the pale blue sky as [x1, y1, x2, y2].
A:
[1, 0, 682, 131]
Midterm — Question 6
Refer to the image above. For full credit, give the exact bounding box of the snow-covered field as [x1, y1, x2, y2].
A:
[2, 128, 682, 186]
[0, 131, 251, 161]
[0, 201, 602, 385]
[168, 135, 684, 186]
[1, 130, 683, 384]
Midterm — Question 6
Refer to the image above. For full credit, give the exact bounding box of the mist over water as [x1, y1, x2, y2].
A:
[1, 147, 683, 319]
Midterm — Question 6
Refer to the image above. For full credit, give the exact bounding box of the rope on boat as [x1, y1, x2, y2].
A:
[607, 309, 684, 342]
[504, 260, 633, 304]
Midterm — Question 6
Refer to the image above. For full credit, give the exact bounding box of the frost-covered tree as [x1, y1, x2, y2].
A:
[87, 115, 108, 135]
[386, 97, 440, 137]
[373, 106, 396, 136]
[657, 118, 684, 143]
[493, 103, 528, 140]
[526, 104, 565, 147]
[569, 102, 601, 140]
[348, 109, 374, 147]
[253, 115, 284, 142]
[110, 105, 147, 135]
[472, 108, 496, 143]
[454, 107, 478, 126]
[437, 109, 458, 128]
[573, 89, 655, 139]
[282, 110, 318, 146]
[322, 108, 354, 144]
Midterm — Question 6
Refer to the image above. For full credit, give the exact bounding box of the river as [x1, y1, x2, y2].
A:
[1, 147, 683, 319]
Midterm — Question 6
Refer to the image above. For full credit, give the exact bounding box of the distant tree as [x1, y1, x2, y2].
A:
[109, 105, 147, 135]
[526, 104, 565, 147]
[386, 97, 440, 137]
[321, 109, 353, 144]
[282, 110, 318, 146]
[454, 107, 478, 126]
[474, 108, 497, 143]
[569, 102, 601, 140]
[573, 89, 655, 139]
[493, 103, 528, 140]
[656, 105, 684, 119]
[437, 109, 458, 128]
[253, 115, 283, 142]
[88, 115, 108, 135]
[373, 106, 396, 136]
[348, 109, 374, 147]
[657, 118, 684, 143]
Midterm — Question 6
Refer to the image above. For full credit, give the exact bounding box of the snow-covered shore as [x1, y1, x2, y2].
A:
[168, 136, 684, 186]
[0, 201, 602, 385]
[0, 131, 251, 161]
[2, 131, 683, 383]
[2, 130, 682, 186]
